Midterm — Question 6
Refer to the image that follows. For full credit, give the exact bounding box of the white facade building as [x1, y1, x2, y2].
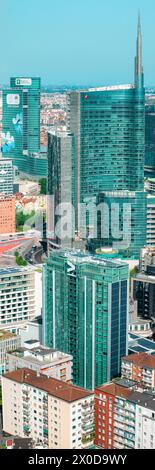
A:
[7, 342, 73, 382]
[0, 267, 37, 333]
[0, 329, 20, 377]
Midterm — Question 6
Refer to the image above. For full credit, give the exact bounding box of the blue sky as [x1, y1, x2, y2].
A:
[1, 0, 155, 85]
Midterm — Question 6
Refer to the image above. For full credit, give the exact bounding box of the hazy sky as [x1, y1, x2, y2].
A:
[1, 0, 155, 86]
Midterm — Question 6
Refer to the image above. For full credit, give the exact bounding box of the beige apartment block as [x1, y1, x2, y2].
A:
[2, 368, 94, 449]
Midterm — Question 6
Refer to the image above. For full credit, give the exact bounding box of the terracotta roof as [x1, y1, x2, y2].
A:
[122, 352, 155, 369]
[4, 368, 93, 403]
[96, 382, 132, 399]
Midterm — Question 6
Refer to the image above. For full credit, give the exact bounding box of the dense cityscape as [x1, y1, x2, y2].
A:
[0, 11, 155, 457]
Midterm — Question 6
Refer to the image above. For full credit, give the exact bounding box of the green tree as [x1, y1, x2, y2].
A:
[39, 178, 47, 195]
[16, 210, 35, 231]
[16, 255, 27, 267]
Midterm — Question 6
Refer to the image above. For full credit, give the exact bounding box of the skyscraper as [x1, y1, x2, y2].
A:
[47, 131, 75, 247]
[43, 251, 129, 390]
[2, 77, 41, 173]
[145, 96, 155, 174]
[63, 17, 146, 256]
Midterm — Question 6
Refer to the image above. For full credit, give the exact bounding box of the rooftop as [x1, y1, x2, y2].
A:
[96, 380, 155, 411]
[87, 84, 135, 92]
[8, 346, 72, 365]
[0, 330, 18, 341]
[50, 250, 128, 270]
[128, 333, 155, 355]
[4, 368, 93, 402]
[122, 352, 155, 369]
[96, 382, 132, 400]
[0, 266, 34, 276]
[128, 390, 155, 411]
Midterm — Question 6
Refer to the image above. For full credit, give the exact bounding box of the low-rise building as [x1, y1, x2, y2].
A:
[94, 379, 155, 449]
[7, 342, 72, 382]
[2, 368, 94, 449]
[18, 316, 42, 346]
[0, 329, 20, 377]
[121, 352, 155, 389]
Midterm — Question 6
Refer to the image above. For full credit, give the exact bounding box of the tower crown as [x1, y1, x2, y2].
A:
[135, 13, 144, 87]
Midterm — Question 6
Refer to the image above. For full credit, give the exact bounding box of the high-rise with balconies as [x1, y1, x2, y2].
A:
[43, 250, 129, 390]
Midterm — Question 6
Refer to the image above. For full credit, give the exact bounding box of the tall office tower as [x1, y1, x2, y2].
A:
[0, 158, 14, 195]
[43, 251, 129, 390]
[47, 131, 75, 247]
[66, 17, 146, 256]
[2, 77, 40, 172]
[145, 95, 155, 175]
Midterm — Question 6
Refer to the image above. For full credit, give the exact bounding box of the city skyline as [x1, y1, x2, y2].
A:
[1, 0, 155, 86]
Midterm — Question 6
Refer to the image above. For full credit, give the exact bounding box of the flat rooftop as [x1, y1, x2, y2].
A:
[128, 333, 155, 355]
[0, 266, 34, 276]
[0, 330, 18, 341]
[8, 346, 72, 365]
[50, 250, 128, 269]
[87, 84, 135, 92]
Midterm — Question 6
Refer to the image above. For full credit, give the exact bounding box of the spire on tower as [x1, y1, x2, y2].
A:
[134, 12, 144, 87]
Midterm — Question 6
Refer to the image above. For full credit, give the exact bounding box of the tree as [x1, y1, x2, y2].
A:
[16, 210, 35, 231]
[16, 255, 27, 267]
[39, 178, 47, 195]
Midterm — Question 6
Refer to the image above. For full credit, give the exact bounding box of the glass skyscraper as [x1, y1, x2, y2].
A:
[2, 77, 41, 175]
[145, 95, 155, 174]
[65, 17, 146, 257]
[43, 251, 129, 390]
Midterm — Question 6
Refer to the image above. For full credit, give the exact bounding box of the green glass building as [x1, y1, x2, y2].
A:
[43, 251, 129, 390]
[145, 96, 155, 175]
[2, 77, 42, 177]
[65, 17, 146, 257]
[86, 191, 147, 259]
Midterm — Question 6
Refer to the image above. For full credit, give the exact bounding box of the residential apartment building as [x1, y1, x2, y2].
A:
[0, 195, 15, 233]
[94, 379, 155, 449]
[0, 158, 14, 195]
[43, 250, 129, 390]
[7, 342, 73, 382]
[121, 352, 155, 389]
[0, 329, 20, 377]
[2, 368, 94, 449]
[0, 267, 37, 333]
